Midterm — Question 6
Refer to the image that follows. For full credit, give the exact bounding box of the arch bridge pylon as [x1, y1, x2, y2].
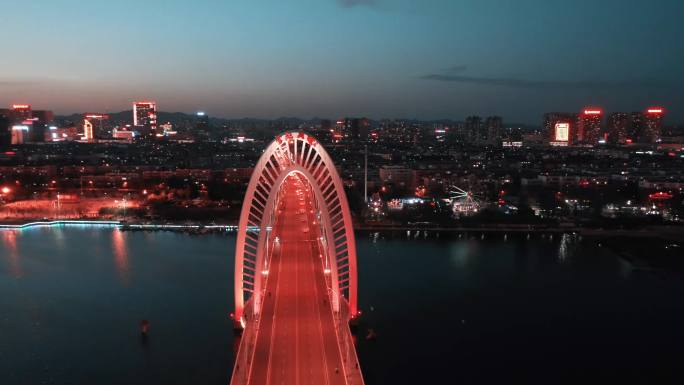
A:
[232, 131, 359, 325]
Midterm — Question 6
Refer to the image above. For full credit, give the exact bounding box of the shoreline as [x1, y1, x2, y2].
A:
[1, 218, 682, 241]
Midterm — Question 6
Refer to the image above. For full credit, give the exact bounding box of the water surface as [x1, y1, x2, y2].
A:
[1, 228, 683, 384]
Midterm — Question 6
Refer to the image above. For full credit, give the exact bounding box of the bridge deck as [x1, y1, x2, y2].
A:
[238, 177, 354, 385]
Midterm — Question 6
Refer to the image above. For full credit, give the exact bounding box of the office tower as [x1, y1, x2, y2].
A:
[0, 110, 10, 146]
[83, 114, 109, 141]
[464, 116, 482, 144]
[31, 110, 53, 142]
[133, 101, 157, 137]
[607, 112, 629, 144]
[544, 112, 578, 146]
[485, 116, 503, 145]
[640, 107, 664, 143]
[10, 104, 32, 122]
[337, 117, 370, 141]
[11, 124, 29, 144]
[578, 108, 602, 144]
[194, 111, 210, 140]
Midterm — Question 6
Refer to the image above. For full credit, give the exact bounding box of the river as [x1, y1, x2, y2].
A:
[1, 227, 683, 384]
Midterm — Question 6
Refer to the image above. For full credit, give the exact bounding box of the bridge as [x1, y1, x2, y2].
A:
[230, 132, 364, 385]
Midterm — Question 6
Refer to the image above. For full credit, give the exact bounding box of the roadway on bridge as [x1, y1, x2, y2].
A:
[246, 176, 348, 385]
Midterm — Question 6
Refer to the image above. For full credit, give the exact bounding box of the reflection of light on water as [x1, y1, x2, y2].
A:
[450, 242, 478, 268]
[372, 232, 379, 244]
[1, 230, 22, 278]
[112, 229, 130, 285]
[558, 233, 577, 262]
[617, 256, 633, 279]
[52, 227, 66, 250]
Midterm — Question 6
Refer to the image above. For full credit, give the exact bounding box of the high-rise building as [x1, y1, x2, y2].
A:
[10, 104, 32, 122]
[603, 108, 663, 145]
[83, 114, 109, 142]
[484, 116, 503, 145]
[544, 112, 578, 146]
[337, 117, 370, 141]
[578, 108, 602, 145]
[193, 112, 210, 141]
[464, 116, 482, 144]
[0, 110, 11, 146]
[627, 112, 643, 143]
[607, 112, 629, 144]
[31, 110, 54, 142]
[6, 105, 52, 143]
[11, 124, 29, 144]
[133, 101, 157, 137]
[640, 107, 664, 143]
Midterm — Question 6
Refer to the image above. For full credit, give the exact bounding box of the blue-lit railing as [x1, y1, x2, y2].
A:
[0, 220, 121, 230]
[0, 220, 244, 232]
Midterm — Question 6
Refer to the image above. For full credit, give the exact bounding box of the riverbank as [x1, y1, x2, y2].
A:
[0, 219, 237, 234]
[2, 218, 682, 243]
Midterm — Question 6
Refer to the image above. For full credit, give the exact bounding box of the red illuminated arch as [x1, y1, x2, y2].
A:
[233, 132, 358, 323]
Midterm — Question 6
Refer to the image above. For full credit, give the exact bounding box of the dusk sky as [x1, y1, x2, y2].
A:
[2, 0, 683, 124]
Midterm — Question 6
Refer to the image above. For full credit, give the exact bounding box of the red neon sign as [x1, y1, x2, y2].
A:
[11, 104, 30, 109]
[649, 192, 673, 200]
[583, 109, 602, 115]
[647, 108, 663, 114]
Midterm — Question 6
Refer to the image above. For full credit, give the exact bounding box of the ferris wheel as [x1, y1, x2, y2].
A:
[448, 185, 481, 216]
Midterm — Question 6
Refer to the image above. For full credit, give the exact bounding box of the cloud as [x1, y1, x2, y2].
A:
[443, 65, 467, 73]
[337, 0, 376, 8]
[420, 73, 669, 89]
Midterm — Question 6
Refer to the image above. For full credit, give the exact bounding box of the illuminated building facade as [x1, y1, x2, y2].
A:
[628, 112, 644, 143]
[337, 117, 370, 141]
[49, 125, 80, 142]
[133, 101, 157, 137]
[6, 106, 53, 143]
[10, 104, 32, 122]
[606, 108, 664, 144]
[11, 124, 29, 144]
[113, 127, 136, 142]
[607, 112, 629, 144]
[641, 107, 664, 143]
[83, 120, 94, 142]
[545, 112, 578, 146]
[195, 111, 210, 140]
[578, 108, 602, 144]
[83, 114, 109, 142]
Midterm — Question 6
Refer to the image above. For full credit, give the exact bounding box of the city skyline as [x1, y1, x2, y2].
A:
[2, 0, 683, 124]
[3, 2, 684, 385]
